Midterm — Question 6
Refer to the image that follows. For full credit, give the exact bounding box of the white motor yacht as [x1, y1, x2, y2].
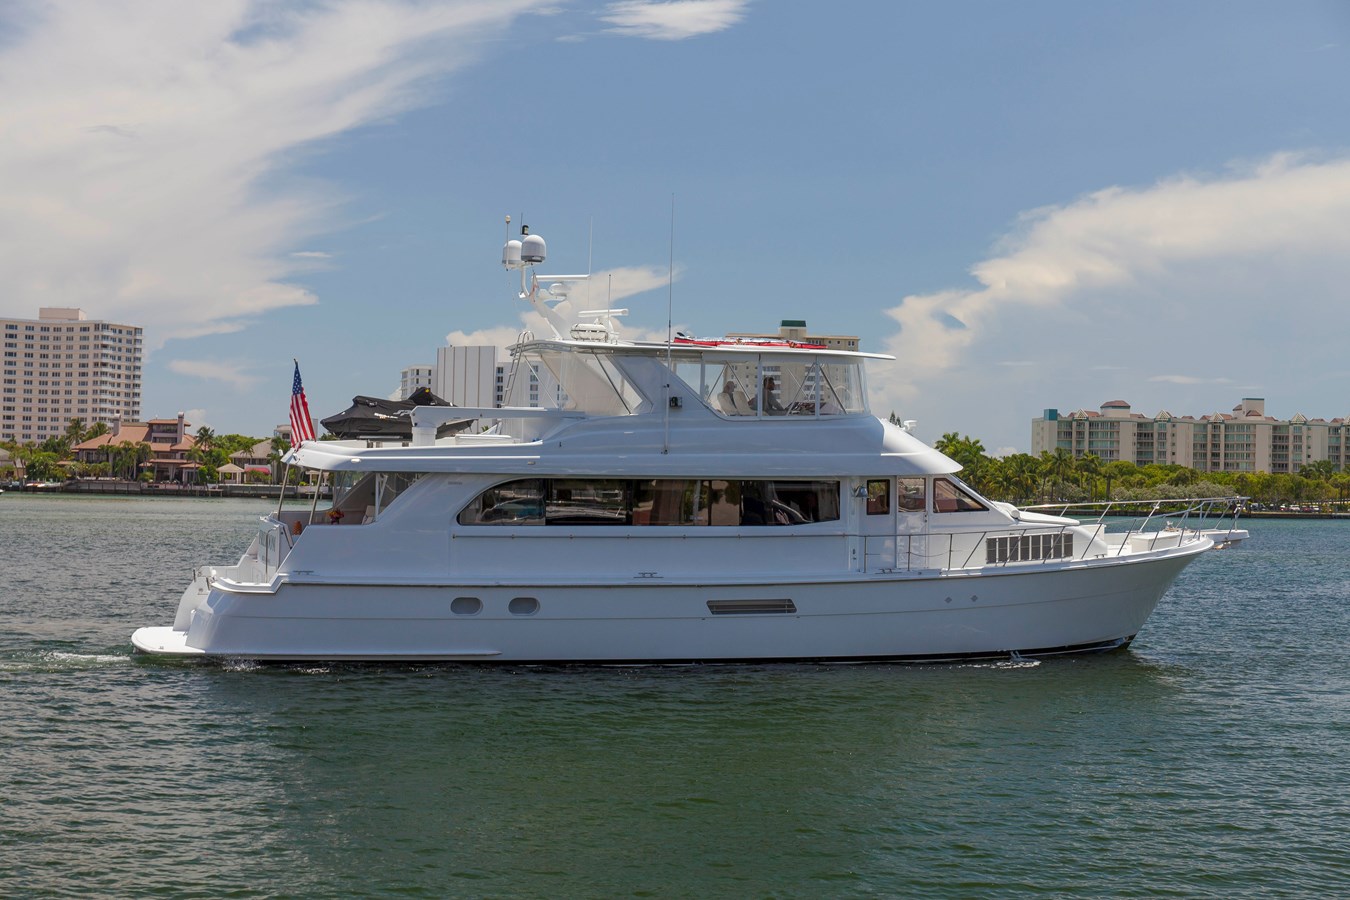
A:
[132, 227, 1246, 663]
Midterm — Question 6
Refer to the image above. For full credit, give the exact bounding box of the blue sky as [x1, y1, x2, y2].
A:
[3, 0, 1350, 452]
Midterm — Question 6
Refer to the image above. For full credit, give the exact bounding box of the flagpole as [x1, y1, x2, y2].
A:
[308, 470, 325, 525]
[276, 461, 291, 518]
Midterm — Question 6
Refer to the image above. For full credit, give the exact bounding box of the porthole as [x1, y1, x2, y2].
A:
[508, 596, 540, 616]
[451, 596, 482, 616]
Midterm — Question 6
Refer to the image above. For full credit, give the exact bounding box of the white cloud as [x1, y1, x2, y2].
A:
[183, 408, 211, 430]
[876, 153, 1350, 447]
[0, 0, 548, 348]
[600, 0, 748, 41]
[167, 359, 265, 391]
[290, 250, 334, 259]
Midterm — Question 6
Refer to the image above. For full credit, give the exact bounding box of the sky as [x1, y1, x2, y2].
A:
[3, 0, 1350, 453]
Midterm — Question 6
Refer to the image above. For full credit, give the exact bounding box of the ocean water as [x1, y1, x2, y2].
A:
[1, 495, 1346, 898]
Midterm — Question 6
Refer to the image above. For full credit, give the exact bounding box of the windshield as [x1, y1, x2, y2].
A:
[666, 351, 869, 417]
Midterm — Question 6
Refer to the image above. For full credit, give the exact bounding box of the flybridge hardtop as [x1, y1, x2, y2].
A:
[132, 220, 1245, 664]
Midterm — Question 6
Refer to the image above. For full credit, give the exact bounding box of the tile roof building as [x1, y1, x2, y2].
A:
[72, 412, 198, 481]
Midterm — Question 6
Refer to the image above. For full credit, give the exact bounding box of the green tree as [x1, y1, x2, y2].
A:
[267, 435, 290, 483]
[1077, 452, 1103, 499]
[1299, 459, 1336, 482]
[64, 417, 87, 446]
[934, 433, 989, 488]
[1039, 448, 1076, 501]
[25, 451, 62, 482]
[1103, 460, 1139, 500]
[37, 435, 71, 458]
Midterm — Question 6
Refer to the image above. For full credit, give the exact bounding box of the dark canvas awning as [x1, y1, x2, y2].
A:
[320, 388, 474, 440]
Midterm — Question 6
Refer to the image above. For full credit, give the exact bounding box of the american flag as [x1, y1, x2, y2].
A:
[290, 361, 316, 445]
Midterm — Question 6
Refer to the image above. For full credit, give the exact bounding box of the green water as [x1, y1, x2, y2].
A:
[1, 496, 1346, 897]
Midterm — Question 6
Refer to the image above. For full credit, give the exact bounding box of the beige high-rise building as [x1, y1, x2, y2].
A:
[1031, 397, 1349, 474]
[1, 307, 144, 444]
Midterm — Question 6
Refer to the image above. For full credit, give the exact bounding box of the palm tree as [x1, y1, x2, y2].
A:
[1040, 448, 1075, 501]
[1103, 461, 1138, 501]
[268, 435, 290, 483]
[64, 418, 87, 446]
[1077, 453, 1103, 499]
[194, 426, 216, 452]
[132, 441, 152, 481]
[1005, 453, 1041, 504]
[935, 433, 988, 485]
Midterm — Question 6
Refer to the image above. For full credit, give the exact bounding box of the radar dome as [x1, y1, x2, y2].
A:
[521, 233, 547, 264]
[502, 239, 522, 267]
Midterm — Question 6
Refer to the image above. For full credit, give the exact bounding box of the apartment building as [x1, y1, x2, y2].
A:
[428, 345, 565, 410]
[1, 307, 144, 444]
[1032, 398, 1348, 473]
[399, 364, 434, 400]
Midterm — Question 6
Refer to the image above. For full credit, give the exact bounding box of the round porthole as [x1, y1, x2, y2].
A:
[451, 596, 482, 616]
[508, 596, 540, 616]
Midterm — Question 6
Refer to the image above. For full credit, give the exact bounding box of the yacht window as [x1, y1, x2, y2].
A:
[898, 477, 926, 512]
[733, 480, 839, 525]
[703, 480, 741, 526]
[459, 478, 840, 526]
[709, 368, 756, 417]
[817, 364, 856, 414]
[372, 472, 423, 520]
[866, 479, 890, 515]
[932, 477, 987, 513]
[701, 356, 866, 417]
[459, 479, 545, 525]
[633, 479, 702, 525]
[547, 479, 630, 525]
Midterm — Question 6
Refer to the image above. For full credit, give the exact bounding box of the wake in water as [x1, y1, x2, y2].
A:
[0, 649, 132, 673]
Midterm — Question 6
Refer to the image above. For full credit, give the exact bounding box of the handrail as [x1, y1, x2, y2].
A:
[1020, 495, 1244, 555]
[858, 496, 1243, 574]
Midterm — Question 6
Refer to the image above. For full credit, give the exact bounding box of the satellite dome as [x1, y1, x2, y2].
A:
[521, 233, 546, 264]
[502, 239, 522, 267]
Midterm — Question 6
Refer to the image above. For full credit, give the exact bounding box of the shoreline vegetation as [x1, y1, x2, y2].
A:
[0, 419, 318, 490]
[923, 425, 1350, 514]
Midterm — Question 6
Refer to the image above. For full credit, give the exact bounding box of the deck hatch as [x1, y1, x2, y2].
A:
[706, 599, 797, 615]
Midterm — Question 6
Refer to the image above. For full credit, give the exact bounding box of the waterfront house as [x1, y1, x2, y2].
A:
[72, 412, 198, 482]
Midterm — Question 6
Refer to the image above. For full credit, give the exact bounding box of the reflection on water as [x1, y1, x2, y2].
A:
[2, 497, 1348, 896]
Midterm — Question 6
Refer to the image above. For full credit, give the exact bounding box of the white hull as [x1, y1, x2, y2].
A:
[133, 543, 1205, 663]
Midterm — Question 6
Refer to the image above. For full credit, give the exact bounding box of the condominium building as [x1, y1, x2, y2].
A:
[1032, 398, 1349, 473]
[434, 346, 499, 408]
[1, 307, 144, 444]
[399, 364, 434, 400]
[429, 345, 564, 410]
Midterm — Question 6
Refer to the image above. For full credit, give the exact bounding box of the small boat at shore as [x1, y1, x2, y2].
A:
[132, 226, 1246, 663]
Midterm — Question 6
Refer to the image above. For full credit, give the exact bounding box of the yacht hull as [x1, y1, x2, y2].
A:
[132, 543, 1204, 663]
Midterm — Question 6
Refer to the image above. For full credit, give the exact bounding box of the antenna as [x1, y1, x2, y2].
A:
[587, 218, 594, 307]
[663, 194, 675, 455]
[667, 194, 675, 355]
